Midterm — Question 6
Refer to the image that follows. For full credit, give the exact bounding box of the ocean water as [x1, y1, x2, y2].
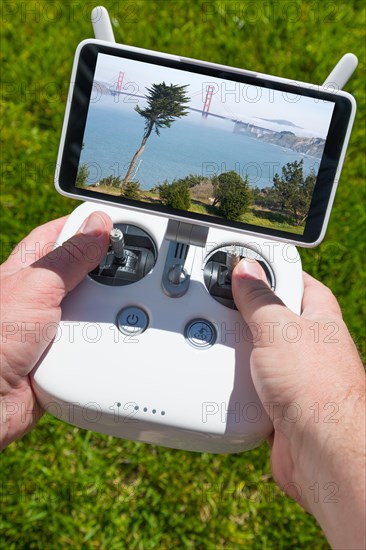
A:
[79, 95, 320, 190]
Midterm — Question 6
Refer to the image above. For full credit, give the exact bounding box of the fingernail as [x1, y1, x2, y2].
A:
[235, 258, 265, 280]
[79, 213, 106, 237]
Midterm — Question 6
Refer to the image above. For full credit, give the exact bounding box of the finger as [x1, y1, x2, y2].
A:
[1, 216, 69, 275]
[301, 272, 342, 320]
[24, 212, 113, 303]
[232, 259, 292, 337]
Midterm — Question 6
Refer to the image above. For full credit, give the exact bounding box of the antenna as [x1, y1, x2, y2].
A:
[90, 7, 357, 92]
[323, 53, 358, 90]
[91, 5, 115, 42]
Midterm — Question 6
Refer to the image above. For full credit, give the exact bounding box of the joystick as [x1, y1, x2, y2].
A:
[110, 228, 126, 263]
[226, 246, 241, 276]
[203, 245, 275, 309]
[89, 223, 157, 286]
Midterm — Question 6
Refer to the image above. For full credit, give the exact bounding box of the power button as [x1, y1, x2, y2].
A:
[116, 306, 149, 336]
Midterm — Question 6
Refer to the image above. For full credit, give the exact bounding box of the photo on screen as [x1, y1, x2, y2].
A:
[77, 53, 336, 235]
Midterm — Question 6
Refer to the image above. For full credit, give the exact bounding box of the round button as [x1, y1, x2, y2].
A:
[185, 319, 217, 349]
[116, 307, 149, 336]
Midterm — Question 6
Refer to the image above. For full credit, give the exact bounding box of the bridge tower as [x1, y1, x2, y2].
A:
[202, 85, 214, 118]
[116, 71, 125, 92]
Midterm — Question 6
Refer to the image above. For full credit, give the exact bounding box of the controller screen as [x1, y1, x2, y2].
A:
[73, 49, 347, 242]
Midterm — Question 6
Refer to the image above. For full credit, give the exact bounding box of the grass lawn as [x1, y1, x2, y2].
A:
[0, 1, 365, 548]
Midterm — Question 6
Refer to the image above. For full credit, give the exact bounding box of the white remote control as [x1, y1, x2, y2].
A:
[32, 202, 303, 453]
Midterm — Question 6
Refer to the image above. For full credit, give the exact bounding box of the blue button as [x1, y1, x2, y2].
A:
[116, 307, 149, 335]
[185, 319, 217, 349]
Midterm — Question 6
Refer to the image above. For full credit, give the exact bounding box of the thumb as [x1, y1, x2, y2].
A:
[28, 211, 113, 298]
[232, 259, 293, 341]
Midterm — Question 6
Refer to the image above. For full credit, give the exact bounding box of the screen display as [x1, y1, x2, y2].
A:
[59, 43, 353, 244]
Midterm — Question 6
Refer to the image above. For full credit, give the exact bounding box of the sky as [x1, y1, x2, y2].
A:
[93, 52, 335, 139]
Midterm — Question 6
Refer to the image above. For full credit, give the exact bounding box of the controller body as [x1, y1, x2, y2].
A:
[32, 202, 303, 453]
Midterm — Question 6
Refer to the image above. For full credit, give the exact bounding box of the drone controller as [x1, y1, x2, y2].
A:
[32, 202, 303, 453]
[31, 6, 356, 453]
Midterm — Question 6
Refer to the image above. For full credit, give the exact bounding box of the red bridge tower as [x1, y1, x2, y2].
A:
[202, 85, 214, 118]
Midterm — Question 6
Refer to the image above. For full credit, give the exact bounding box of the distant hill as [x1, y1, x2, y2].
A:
[255, 117, 303, 129]
[234, 122, 325, 158]
[258, 132, 325, 157]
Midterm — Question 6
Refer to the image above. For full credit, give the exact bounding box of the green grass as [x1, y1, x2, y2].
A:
[1, 1, 365, 548]
[241, 208, 305, 234]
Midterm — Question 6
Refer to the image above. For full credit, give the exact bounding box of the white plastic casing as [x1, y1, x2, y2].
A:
[32, 202, 303, 453]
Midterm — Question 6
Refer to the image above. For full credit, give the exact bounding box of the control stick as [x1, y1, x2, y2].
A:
[89, 223, 157, 286]
[225, 246, 240, 280]
[110, 228, 126, 264]
[203, 245, 275, 309]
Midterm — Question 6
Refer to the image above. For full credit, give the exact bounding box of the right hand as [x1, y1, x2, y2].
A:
[232, 260, 365, 549]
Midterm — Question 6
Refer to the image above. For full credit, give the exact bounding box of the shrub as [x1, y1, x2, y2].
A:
[99, 175, 123, 188]
[75, 164, 89, 187]
[158, 179, 191, 210]
[213, 171, 251, 221]
[121, 181, 141, 200]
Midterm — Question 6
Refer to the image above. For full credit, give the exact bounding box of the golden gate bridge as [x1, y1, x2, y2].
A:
[101, 71, 258, 132]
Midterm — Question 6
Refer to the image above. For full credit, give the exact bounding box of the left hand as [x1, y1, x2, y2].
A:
[0, 211, 113, 449]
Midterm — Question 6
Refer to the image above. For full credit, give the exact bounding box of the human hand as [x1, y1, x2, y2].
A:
[0, 212, 113, 450]
[232, 260, 365, 549]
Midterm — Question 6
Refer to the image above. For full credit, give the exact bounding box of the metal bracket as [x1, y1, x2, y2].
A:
[165, 220, 209, 247]
[161, 220, 208, 298]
